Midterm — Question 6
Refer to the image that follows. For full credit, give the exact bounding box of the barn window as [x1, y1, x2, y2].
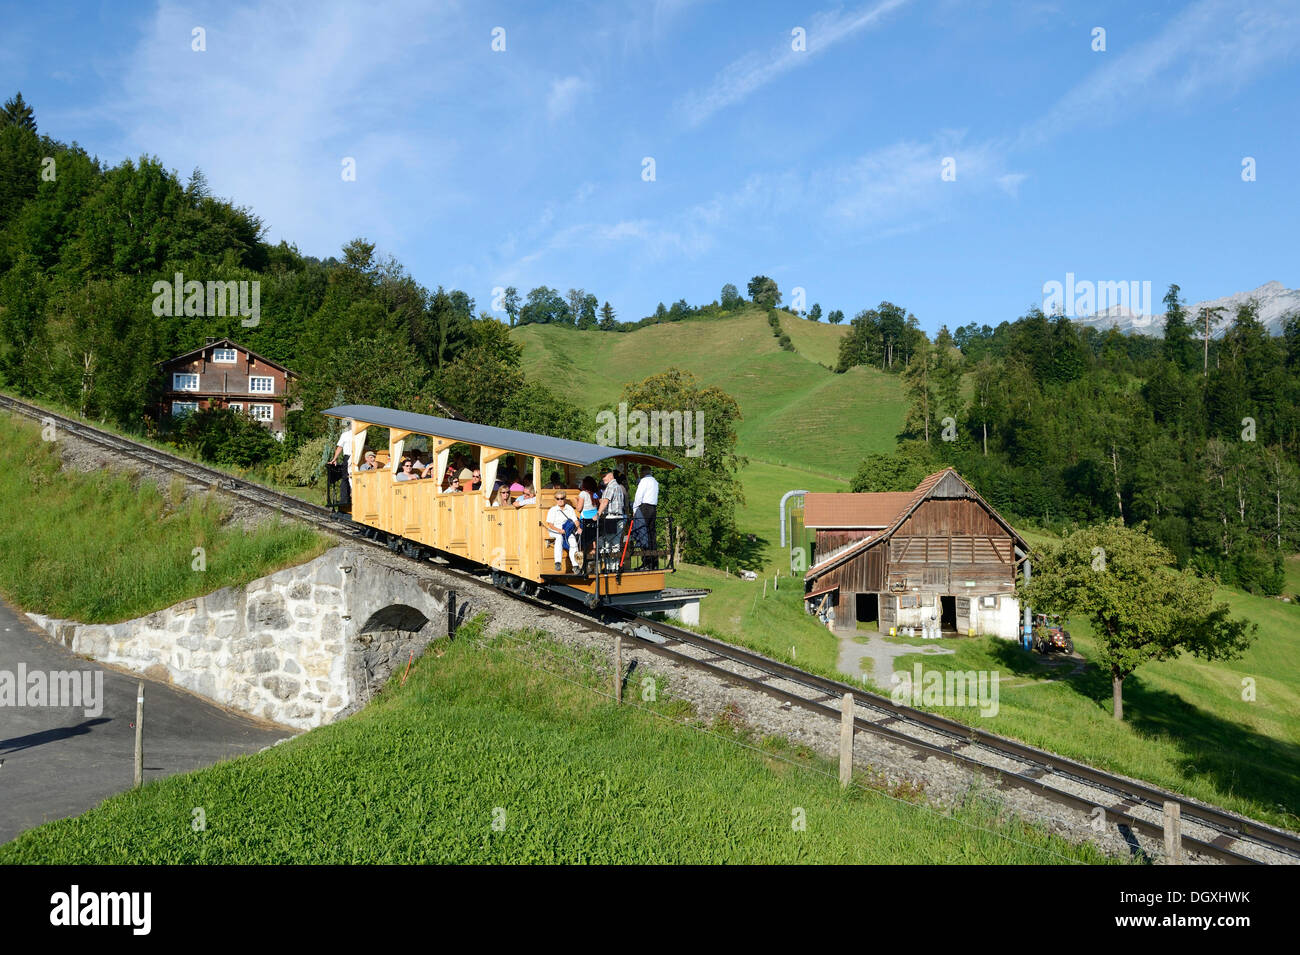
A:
[212, 347, 237, 363]
[250, 404, 274, 422]
[249, 376, 274, 394]
[981, 595, 999, 609]
[920, 594, 935, 607]
[898, 595, 919, 609]
[172, 373, 199, 391]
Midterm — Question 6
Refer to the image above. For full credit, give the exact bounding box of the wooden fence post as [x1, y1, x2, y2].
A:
[133, 681, 144, 789]
[1163, 801, 1182, 864]
[839, 693, 854, 788]
[614, 636, 623, 703]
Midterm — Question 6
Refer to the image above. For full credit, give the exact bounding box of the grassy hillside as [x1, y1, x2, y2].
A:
[514, 307, 904, 480]
[0, 619, 1111, 863]
[0, 414, 329, 623]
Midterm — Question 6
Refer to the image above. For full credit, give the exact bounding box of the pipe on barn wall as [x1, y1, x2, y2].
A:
[779, 490, 809, 548]
[1020, 552, 1032, 649]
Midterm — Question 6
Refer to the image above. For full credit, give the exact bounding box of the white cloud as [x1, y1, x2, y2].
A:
[102, 0, 469, 261]
[1021, 0, 1300, 147]
[546, 76, 589, 121]
[675, 0, 912, 127]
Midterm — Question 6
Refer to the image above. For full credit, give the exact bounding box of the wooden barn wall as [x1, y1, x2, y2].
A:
[895, 498, 1005, 538]
[818, 544, 884, 594]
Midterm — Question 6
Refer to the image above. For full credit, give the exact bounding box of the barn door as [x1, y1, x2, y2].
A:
[956, 596, 970, 634]
[881, 594, 897, 632]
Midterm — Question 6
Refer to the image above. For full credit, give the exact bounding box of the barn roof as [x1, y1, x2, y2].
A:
[323, 404, 678, 469]
[803, 492, 914, 528]
[806, 468, 1028, 579]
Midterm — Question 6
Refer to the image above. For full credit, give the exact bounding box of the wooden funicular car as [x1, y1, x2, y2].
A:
[324, 404, 678, 607]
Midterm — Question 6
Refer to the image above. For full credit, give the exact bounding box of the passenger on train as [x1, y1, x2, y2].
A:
[514, 478, 537, 507]
[499, 455, 519, 485]
[357, 450, 379, 471]
[598, 470, 628, 519]
[547, 471, 564, 489]
[395, 459, 418, 481]
[488, 485, 511, 508]
[545, 491, 582, 572]
[633, 465, 660, 569]
[577, 476, 599, 519]
[471, 468, 482, 490]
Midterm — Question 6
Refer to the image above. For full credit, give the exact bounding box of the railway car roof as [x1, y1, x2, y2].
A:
[324, 404, 679, 469]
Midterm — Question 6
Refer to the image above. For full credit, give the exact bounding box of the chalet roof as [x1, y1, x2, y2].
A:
[803, 492, 913, 529]
[806, 468, 1029, 579]
[158, 338, 297, 377]
[324, 404, 678, 470]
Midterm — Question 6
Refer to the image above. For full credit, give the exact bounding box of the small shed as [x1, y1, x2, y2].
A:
[803, 469, 1029, 639]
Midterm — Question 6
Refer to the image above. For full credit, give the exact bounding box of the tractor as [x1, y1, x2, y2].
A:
[1031, 613, 1074, 655]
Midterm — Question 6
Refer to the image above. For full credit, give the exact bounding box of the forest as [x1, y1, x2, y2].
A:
[840, 291, 1300, 594]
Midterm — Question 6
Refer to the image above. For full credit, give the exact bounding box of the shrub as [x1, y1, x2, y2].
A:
[268, 434, 330, 486]
[172, 408, 282, 470]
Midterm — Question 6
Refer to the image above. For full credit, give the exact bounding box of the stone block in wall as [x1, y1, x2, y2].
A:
[247, 593, 289, 631]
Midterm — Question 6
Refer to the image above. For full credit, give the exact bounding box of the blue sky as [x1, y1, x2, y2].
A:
[3, 0, 1298, 331]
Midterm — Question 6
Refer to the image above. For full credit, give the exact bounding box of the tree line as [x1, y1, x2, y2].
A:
[846, 288, 1300, 593]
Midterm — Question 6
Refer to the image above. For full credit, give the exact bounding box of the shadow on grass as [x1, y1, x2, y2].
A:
[986, 640, 1300, 824]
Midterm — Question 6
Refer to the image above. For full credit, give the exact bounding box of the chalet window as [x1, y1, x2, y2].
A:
[250, 404, 273, 422]
[171, 401, 198, 417]
[249, 376, 274, 394]
[172, 373, 199, 391]
[212, 348, 237, 363]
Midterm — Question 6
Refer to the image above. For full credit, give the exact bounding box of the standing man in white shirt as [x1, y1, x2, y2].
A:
[633, 465, 660, 569]
[328, 419, 353, 511]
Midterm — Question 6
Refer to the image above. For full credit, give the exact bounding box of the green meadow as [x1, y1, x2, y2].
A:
[0, 619, 1112, 864]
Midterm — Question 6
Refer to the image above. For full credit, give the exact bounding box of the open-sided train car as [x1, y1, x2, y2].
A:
[323, 404, 690, 612]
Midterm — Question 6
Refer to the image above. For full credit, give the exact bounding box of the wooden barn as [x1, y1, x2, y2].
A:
[803, 469, 1029, 639]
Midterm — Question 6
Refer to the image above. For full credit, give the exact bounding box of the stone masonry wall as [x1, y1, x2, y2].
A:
[27, 545, 460, 729]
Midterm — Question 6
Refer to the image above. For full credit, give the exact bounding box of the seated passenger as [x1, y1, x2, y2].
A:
[488, 485, 510, 508]
[471, 468, 482, 491]
[357, 450, 379, 471]
[547, 471, 564, 489]
[545, 491, 582, 572]
[514, 478, 537, 507]
[499, 455, 519, 486]
[395, 459, 417, 481]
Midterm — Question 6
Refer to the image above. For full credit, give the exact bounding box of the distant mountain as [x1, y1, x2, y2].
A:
[1071, 281, 1300, 337]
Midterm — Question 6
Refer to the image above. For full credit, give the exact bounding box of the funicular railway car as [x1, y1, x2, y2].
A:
[323, 405, 701, 618]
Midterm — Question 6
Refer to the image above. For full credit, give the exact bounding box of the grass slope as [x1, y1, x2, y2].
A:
[513, 307, 904, 479]
[0, 621, 1112, 863]
[0, 414, 329, 623]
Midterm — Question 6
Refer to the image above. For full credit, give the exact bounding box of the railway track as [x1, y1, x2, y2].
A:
[5, 391, 1298, 865]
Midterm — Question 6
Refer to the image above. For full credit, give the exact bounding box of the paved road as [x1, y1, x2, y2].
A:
[0, 599, 290, 845]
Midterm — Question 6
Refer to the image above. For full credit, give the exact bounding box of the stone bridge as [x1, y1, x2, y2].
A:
[28, 545, 479, 729]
